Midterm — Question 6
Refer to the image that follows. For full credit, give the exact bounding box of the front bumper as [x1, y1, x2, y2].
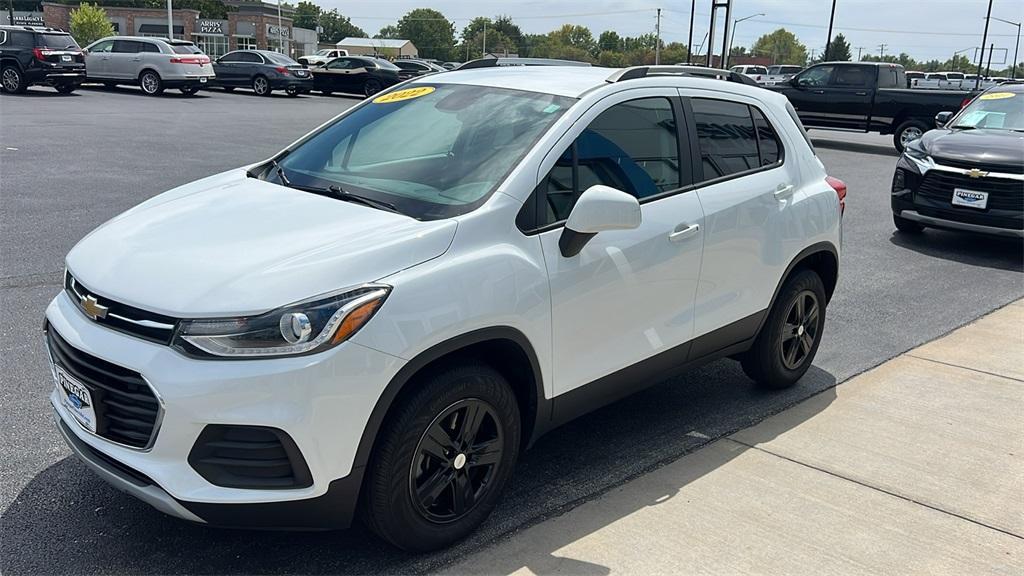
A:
[892, 155, 1024, 238]
[46, 290, 403, 528]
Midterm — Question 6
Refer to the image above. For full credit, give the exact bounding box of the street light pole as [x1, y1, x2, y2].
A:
[824, 0, 837, 61]
[976, 0, 993, 90]
[166, 0, 173, 39]
[687, 0, 696, 63]
[990, 16, 1022, 79]
[277, 0, 283, 53]
[727, 13, 764, 65]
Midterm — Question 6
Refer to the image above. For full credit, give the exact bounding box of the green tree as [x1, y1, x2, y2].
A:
[397, 8, 456, 60]
[292, 1, 319, 31]
[550, 24, 597, 56]
[598, 30, 621, 52]
[824, 32, 851, 61]
[318, 9, 365, 43]
[461, 17, 490, 45]
[375, 25, 400, 39]
[69, 3, 114, 46]
[751, 28, 808, 65]
[491, 15, 523, 52]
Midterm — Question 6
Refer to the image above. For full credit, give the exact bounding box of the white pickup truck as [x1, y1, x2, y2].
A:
[297, 48, 349, 67]
[763, 65, 803, 86]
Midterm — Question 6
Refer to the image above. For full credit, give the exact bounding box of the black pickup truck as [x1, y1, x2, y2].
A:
[768, 62, 977, 152]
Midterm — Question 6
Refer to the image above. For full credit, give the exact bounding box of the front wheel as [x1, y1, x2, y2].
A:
[139, 70, 163, 95]
[1, 66, 27, 94]
[893, 119, 929, 153]
[252, 75, 271, 96]
[363, 362, 521, 552]
[741, 269, 827, 389]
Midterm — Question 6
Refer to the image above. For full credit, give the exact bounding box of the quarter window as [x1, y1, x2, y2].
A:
[692, 99, 784, 181]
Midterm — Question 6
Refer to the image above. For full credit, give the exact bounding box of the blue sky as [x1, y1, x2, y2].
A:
[327, 0, 1023, 63]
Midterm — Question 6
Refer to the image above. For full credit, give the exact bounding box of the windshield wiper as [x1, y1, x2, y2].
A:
[270, 159, 291, 186]
[949, 125, 977, 130]
[325, 184, 401, 214]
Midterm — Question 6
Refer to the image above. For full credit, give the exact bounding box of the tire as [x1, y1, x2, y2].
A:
[741, 269, 827, 389]
[363, 79, 382, 97]
[285, 85, 300, 97]
[180, 86, 200, 96]
[55, 84, 76, 94]
[363, 361, 521, 552]
[893, 119, 929, 153]
[222, 86, 235, 92]
[1, 65, 27, 94]
[139, 70, 163, 95]
[252, 75, 271, 96]
[893, 212, 925, 233]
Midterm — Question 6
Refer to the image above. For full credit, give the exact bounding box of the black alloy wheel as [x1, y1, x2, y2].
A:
[1, 66, 26, 94]
[410, 398, 505, 523]
[364, 79, 382, 97]
[779, 290, 820, 371]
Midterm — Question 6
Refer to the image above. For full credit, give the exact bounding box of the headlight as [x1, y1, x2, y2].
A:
[903, 143, 929, 162]
[175, 284, 389, 358]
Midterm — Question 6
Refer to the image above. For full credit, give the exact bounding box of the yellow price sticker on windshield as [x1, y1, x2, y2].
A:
[979, 92, 1015, 100]
[373, 86, 435, 104]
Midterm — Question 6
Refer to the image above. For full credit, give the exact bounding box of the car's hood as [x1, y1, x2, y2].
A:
[67, 170, 457, 317]
[919, 128, 1024, 169]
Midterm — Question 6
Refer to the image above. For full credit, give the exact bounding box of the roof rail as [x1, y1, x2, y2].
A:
[456, 57, 592, 70]
[606, 65, 756, 86]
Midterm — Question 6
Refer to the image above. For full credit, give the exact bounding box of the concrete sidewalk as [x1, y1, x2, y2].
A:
[445, 300, 1024, 575]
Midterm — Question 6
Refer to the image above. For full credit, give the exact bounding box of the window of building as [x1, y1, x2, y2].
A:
[193, 35, 227, 58]
[692, 99, 784, 181]
[236, 36, 257, 51]
[267, 36, 289, 55]
[532, 97, 681, 227]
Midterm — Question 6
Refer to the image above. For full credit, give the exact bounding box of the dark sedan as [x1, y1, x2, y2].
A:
[312, 56, 400, 97]
[212, 50, 312, 96]
[392, 59, 444, 80]
[892, 83, 1024, 239]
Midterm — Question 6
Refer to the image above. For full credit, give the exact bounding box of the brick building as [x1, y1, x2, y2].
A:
[40, 1, 310, 59]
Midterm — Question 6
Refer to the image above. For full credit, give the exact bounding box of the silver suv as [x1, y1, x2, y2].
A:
[84, 36, 214, 96]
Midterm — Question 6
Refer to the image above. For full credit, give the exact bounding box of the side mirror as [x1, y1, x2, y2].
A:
[935, 111, 953, 128]
[559, 185, 641, 257]
[81, 48, 89, 55]
[789, 76, 800, 87]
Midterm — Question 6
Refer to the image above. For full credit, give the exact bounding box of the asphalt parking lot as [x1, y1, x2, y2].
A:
[1, 85, 1022, 574]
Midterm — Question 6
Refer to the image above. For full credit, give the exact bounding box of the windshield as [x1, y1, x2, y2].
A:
[374, 58, 400, 70]
[37, 33, 79, 49]
[951, 91, 1024, 131]
[276, 83, 574, 219]
[265, 52, 297, 65]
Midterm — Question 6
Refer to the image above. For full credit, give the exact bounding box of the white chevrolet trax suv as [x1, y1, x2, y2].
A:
[46, 64, 845, 551]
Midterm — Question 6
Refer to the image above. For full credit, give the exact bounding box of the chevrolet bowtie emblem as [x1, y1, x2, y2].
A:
[966, 168, 988, 179]
[81, 294, 109, 320]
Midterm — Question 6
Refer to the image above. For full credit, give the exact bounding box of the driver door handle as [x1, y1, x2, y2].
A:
[668, 223, 700, 243]
[774, 184, 796, 200]
[812, 89, 825, 94]
[855, 91, 868, 96]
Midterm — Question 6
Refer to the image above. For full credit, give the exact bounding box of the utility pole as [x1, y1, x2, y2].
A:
[655, 8, 662, 65]
[878, 43, 887, 58]
[985, 42, 995, 78]
[277, 0, 284, 53]
[8, 0, 14, 26]
[482, 20, 487, 57]
[976, 0, 993, 89]
[824, 0, 837, 61]
[166, 0, 173, 40]
[687, 0, 696, 63]
[856, 46, 864, 60]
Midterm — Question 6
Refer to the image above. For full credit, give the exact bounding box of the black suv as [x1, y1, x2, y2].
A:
[0, 26, 85, 94]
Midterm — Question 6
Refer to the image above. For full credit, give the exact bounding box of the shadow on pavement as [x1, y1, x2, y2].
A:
[1, 363, 837, 575]
[889, 228, 1024, 273]
[810, 137, 898, 158]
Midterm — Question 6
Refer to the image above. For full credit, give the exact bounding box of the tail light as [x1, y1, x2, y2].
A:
[826, 176, 847, 215]
[32, 48, 54, 61]
[960, 96, 974, 108]
[275, 66, 289, 75]
[169, 56, 210, 65]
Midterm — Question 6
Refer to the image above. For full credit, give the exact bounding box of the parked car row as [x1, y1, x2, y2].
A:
[1, 26, 447, 98]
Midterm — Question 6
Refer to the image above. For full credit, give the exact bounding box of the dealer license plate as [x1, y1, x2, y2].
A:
[54, 365, 97, 433]
[952, 188, 989, 210]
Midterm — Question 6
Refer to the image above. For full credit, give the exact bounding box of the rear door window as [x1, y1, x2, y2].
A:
[692, 99, 760, 180]
[831, 65, 872, 88]
[139, 42, 160, 53]
[112, 40, 141, 53]
[238, 52, 263, 63]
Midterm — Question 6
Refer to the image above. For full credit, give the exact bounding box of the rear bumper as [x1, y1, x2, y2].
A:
[162, 76, 215, 89]
[27, 69, 85, 86]
[270, 77, 313, 90]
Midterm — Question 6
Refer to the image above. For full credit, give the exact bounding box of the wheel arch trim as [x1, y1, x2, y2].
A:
[756, 241, 839, 337]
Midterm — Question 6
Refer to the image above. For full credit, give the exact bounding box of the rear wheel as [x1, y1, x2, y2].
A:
[252, 75, 271, 96]
[285, 85, 300, 97]
[1, 66, 26, 94]
[741, 269, 826, 389]
[55, 84, 76, 94]
[363, 362, 520, 552]
[364, 79, 382, 97]
[893, 213, 925, 233]
[139, 70, 163, 95]
[180, 86, 200, 96]
[893, 119, 929, 153]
